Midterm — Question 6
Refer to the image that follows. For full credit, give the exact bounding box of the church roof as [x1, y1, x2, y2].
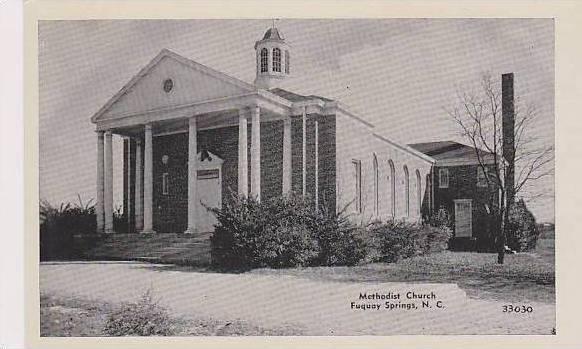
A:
[262, 27, 284, 41]
[408, 141, 496, 167]
[269, 88, 333, 103]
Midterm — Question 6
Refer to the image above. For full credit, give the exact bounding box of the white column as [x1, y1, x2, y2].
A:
[250, 106, 261, 201]
[104, 130, 114, 233]
[238, 110, 248, 197]
[126, 138, 132, 229]
[302, 106, 307, 197]
[185, 117, 198, 234]
[134, 138, 143, 231]
[282, 117, 292, 195]
[315, 119, 319, 209]
[142, 124, 155, 234]
[96, 131, 105, 233]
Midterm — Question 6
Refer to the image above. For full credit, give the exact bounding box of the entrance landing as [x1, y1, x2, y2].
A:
[85, 233, 211, 266]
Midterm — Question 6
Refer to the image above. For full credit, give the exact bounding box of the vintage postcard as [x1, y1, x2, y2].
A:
[20, 0, 582, 348]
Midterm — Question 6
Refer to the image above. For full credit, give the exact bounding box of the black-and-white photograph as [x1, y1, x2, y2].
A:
[38, 18, 555, 336]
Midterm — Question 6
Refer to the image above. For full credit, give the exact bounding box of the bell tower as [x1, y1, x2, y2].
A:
[254, 23, 290, 89]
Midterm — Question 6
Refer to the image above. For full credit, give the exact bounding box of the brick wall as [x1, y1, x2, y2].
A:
[123, 115, 336, 233]
[291, 114, 336, 212]
[433, 164, 499, 243]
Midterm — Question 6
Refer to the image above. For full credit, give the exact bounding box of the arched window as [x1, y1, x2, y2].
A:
[285, 50, 290, 74]
[373, 154, 379, 216]
[260, 48, 269, 73]
[403, 165, 410, 217]
[352, 160, 362, 213]
[388, 160, 395, 218]
[416, 170, 422, 216]
[273, 48, 281, 72]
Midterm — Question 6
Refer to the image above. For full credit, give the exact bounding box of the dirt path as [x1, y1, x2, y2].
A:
[40, 262, 555, 335]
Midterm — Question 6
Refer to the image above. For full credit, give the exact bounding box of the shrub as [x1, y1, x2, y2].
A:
[112, 205, 128, 233]
[210, 193, 450, 269]
[103, 289, 175, 336]
[209, 193, 365, 270]
[262, 223, 320, 268]
[506, 199, 540, 252]
[310, 204, 367, 266]
[370, 220, 452, 263]
[40, 195, 97, 260]
[209, 193, 319, 270]
[426, 206, 453, 231]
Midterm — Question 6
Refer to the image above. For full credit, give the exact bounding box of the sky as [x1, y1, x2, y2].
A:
[39, 19, 554, 222]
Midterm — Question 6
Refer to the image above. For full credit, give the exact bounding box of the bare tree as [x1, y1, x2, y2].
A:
[447, 73, 553, 264]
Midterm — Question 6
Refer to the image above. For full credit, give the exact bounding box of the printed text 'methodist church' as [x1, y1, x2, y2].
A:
[91, 26, 513, 248]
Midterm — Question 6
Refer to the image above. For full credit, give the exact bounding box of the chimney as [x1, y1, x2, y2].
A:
[502, 73, 515, 203]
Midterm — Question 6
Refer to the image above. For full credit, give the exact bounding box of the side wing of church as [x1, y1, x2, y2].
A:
[91, 26, 434, 235]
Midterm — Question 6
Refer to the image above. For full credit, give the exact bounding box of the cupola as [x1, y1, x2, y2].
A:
[254, 24, 290, 89]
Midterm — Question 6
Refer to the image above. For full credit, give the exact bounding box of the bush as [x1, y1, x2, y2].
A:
[112, 205, 128, 233]
[210, 193, 451, 270]
[103, 289, 175, 336]
[426, 206, 453, 231]
[209, 193, 365, 270]
[369, 220, 452, 263]
[40, 195, 97, 260]
[506, 199, 540, 252]
[309, 204, 368, 266]
[210, 193, 319, 270]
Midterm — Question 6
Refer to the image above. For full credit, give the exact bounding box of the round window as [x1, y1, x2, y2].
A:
[163, 79, 174, 93]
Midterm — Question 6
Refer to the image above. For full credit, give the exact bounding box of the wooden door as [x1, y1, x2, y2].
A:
[454, 199, 472, 238]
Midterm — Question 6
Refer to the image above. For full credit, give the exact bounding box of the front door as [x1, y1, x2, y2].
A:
[195, 152, 223, 233]
[454, 199, 473, 238]
[196, 169, 221, 232]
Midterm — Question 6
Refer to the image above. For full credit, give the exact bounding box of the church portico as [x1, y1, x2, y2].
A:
[94, 99, 293, 234]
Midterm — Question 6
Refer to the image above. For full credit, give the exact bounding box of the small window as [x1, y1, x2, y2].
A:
[477, 166, 488, 187]
[352, 160, 362, 213]
[273, 48, 281, 72]
[162, 172, 169, 195]
[260, 48, 269, 73]
[285, 50, 290, 74]
[439, 168, 449, 188]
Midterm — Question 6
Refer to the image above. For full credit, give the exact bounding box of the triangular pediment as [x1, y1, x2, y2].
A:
[92, 49, 256, 122]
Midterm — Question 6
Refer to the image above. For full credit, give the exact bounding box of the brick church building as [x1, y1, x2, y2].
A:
[91, 26, 504, 246]
[90, 26, 435, 236]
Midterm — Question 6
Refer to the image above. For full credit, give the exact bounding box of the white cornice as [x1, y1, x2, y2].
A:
[94, 90, 296, 131]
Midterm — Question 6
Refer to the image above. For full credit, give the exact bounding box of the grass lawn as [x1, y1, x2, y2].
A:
[41, 229, 555, 335]
[41, 293, 303, 336]
[250, 234, 555, 304]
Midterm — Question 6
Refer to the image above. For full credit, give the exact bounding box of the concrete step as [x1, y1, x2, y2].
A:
[85, 233, 212, 266]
